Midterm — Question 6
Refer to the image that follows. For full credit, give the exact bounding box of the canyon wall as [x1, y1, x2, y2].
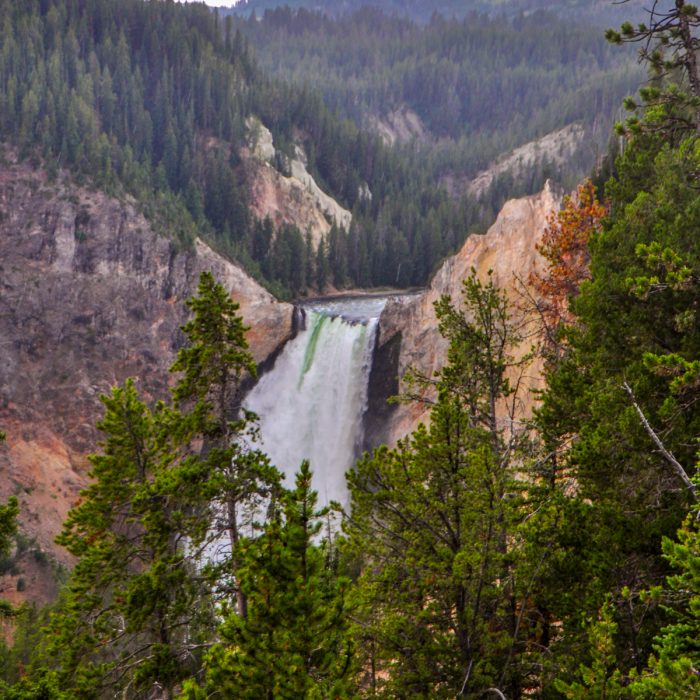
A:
[0, 152, 292, 602]
[441, 125, 584, 200]
[0, 157, 560, 606]
[373, 181, 561, 445]
[246, 120, 353, 247]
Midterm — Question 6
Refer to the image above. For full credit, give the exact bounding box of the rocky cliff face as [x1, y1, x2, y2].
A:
[367, 106, 428, 146]
[0, 156, 559, 605]
[0, 151, 292, 593]
[441, 126, 584, 201]
[373, 181, 561, 445]
[246, 120, 353, 247]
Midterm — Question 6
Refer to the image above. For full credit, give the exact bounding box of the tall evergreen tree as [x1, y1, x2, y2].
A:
[182, 462, 353, 699]
[50, 381, 211, 699]
[38, 273, 279, 698]
[534, 0, 700, 678]
[630, 483, 700, 698]
[345, 272, 538, 698]
[170, 271, 281, 619]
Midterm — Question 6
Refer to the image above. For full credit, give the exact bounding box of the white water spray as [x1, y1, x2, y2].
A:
[245, 297, 386, 507]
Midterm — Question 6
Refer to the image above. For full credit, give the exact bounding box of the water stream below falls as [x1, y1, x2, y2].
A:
[245, 296, 388, 507]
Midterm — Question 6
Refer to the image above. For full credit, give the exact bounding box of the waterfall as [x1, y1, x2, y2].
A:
[245, 297, 387, 507]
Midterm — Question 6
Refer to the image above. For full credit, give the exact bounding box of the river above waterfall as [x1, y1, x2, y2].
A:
[245, 296, 390, 508]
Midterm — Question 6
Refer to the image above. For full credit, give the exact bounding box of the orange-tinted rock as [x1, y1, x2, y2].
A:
[377, 181, 561, 444]
[0, 151, 292, 605]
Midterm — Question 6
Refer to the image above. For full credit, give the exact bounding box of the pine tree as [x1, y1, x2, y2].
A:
[315, 234, 330, 291]
[181, 462, 353, 699]
[554, 602, 628, 699]
[629, 472, 700, 698]
[0, 430, 19, 619]
[345, 271, 536, 698]
[536, 14, 700, 678]
[553, 474, 700, 699]
[41, 273, 280, 697]
[171, 271, 280, 618]
[50, 381, 211, 699]
[607, 0, 700, 139]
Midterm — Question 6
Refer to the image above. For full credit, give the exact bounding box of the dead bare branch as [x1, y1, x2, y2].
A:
[622, 381, 697, 500]
[482, 689, 508, 700]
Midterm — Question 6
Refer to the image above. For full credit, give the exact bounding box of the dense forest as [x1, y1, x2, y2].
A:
[0, 0, 644, 298]
[0, 0, 498, 297]
[226, 3, 650, 298]
[1, 0, 700, 698]
[231, 5, 640, 176]
[0, 0, 474, 295]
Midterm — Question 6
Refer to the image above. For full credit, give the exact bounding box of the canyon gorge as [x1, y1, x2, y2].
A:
[0, 149, 558, 606]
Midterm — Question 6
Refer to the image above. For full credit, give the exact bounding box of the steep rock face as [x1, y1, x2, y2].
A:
[246, 120, 352, 246]
[375, 181, 561, 444]
[441, 125, 585, 200]
[0, 153, 292, 578]
[368, 106, 427, 146]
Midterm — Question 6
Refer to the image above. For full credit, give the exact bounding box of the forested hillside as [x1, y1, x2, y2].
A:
[0, 0, 647, 298]
[0, 0, 488, 296]
[229, 5, 643, 228]
[233, 8, 638, 157]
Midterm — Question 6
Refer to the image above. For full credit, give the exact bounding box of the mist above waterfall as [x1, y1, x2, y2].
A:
[245, 297, 387, 507]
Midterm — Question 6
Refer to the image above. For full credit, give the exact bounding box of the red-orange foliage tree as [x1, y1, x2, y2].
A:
[530, 179, 608, 356]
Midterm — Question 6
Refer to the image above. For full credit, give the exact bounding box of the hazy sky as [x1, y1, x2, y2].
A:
[177, 1, 238, 6]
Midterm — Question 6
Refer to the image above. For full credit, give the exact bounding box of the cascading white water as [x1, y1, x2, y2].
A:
[245, 297, 387, 507]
